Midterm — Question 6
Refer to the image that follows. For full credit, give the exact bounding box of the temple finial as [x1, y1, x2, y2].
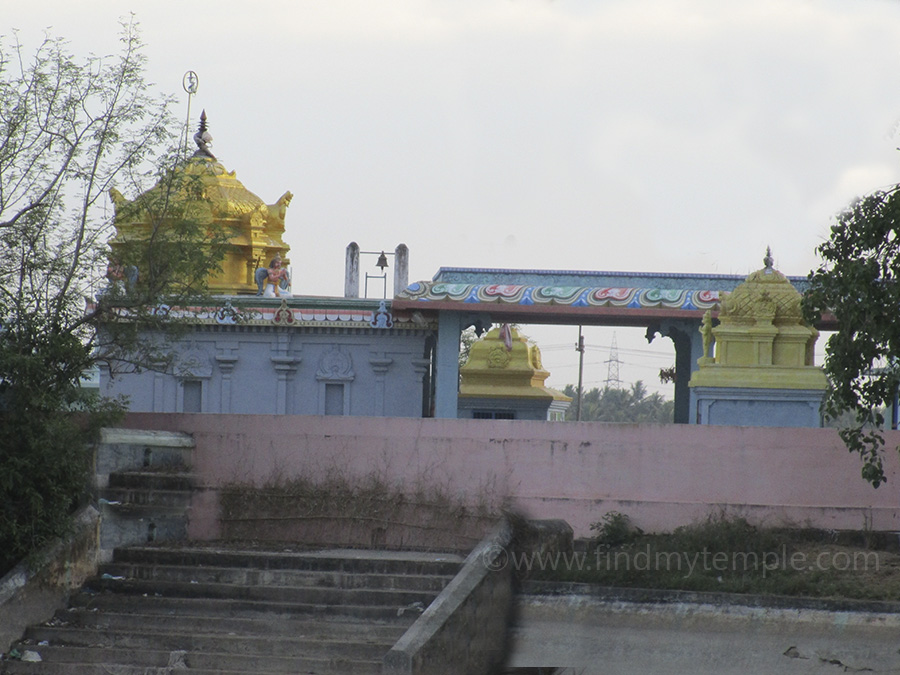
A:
[763, 246, 774, 270]
[192, 109, 216, 160]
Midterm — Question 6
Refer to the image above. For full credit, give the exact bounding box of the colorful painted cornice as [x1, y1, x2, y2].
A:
[398, 282, 720, 311]
[91, 298, 429, 330]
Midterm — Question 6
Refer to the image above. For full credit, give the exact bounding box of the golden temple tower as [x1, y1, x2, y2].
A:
[108, 111, 292, 295]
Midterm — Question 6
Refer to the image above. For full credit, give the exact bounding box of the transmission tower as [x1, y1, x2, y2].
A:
[605, 332, 623, 388]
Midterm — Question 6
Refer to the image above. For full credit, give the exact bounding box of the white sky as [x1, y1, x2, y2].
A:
[8, 1, 900, 395]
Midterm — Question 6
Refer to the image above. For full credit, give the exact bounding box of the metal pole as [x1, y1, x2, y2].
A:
[184, 97, 192, 157]
[576, 326, 585, 421]
[182, 71, 199, 157]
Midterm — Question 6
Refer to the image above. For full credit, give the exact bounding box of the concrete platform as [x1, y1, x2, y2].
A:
[507, 584, 900, 674]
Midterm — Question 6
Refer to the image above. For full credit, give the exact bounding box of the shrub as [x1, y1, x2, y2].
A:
[591, 511, 641, 548]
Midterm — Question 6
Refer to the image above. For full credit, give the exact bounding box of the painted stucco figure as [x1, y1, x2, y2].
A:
[699, 309, 714, 364]
[260, 256, 290, 298]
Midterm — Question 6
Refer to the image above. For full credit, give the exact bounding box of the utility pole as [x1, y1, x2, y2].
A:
[576, 326, 585, 421]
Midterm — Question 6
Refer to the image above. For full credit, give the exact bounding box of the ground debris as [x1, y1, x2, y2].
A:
[818, 655, 874, 672]
[783, 645, 809, 659]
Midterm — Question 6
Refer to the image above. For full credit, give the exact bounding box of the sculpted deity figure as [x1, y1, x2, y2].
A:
[700, 309, 714, 361]
[265, 256, 287, 298]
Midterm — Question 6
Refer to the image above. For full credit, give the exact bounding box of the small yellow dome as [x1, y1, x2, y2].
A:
[460, 326, 571, 402]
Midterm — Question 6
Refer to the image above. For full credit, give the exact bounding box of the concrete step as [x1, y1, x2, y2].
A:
[94, 428, 194, 487]
[2, 664, 292, 675]
[113, 544, 464, 576]
[96, 442, 194, 553]
[107, 471, 195, 492]
[99, 428, 194, 449]
[50, 606, 409, 642]
[99, 561, 454, 592]
[97, 513, 188, 553]
[67, 589, 429, 622]
[99, 487, 192, 511]
[84, 574, 439, 608]
[20, 624, 394, 660]
[0, 643, 382, 673]
[1, 543, 458, 675]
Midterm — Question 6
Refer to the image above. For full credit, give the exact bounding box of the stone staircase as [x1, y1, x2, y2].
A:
[95, 428, 196, 557]
[2, 543, 462, 674]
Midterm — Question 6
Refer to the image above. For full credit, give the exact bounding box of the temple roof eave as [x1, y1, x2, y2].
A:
[393, 280, 838, 330]
[88, 296, 436, 331]
[432, 266, 811, 292]
[392, 296, 715, 328]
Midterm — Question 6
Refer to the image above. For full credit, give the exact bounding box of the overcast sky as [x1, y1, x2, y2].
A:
[9, 1, 900, 394]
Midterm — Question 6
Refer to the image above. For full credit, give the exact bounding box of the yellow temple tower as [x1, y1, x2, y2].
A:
[689, 249, 826, 426]
[108, 111, 292, 295]
[458, 325, 571, 420]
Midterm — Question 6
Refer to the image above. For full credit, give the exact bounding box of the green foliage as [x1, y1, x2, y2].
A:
[562, 381, 674, 423]
[803, 186, 900, 487]
[537, 514, 897, 600]
[0, 21, 223, 574]
[666, 515, 785, 561]
[0, 295, 124, 572]
[591, 511, 641, 548]
[458, 326, 484, 368]
[0, 380, 122, 575]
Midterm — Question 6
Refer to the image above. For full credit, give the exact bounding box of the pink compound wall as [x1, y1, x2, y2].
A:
[121, 414, 900, 539]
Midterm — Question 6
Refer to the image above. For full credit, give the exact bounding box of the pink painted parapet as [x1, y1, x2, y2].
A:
[121, 414, 900, 539]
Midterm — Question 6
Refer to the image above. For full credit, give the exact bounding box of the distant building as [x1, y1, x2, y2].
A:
[101, 118, 434, 416]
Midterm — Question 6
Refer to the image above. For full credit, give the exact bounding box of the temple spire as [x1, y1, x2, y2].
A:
[192, 109, 216, 160]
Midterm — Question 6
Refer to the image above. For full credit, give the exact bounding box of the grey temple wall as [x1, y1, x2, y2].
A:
[101, 325, 433, 417]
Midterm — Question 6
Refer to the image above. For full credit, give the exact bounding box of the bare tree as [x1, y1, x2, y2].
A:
[0, 18, 175, 325]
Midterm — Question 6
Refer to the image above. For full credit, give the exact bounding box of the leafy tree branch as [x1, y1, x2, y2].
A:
[803, 185, 900, 487]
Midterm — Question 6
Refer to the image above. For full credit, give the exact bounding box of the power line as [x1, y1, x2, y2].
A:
[543, 343, 675, 359]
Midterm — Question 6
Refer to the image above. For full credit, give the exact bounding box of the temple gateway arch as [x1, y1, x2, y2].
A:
[393, 266, 818, 424]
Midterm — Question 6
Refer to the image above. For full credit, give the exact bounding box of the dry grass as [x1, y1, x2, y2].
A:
[533, 515, 900, 601]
